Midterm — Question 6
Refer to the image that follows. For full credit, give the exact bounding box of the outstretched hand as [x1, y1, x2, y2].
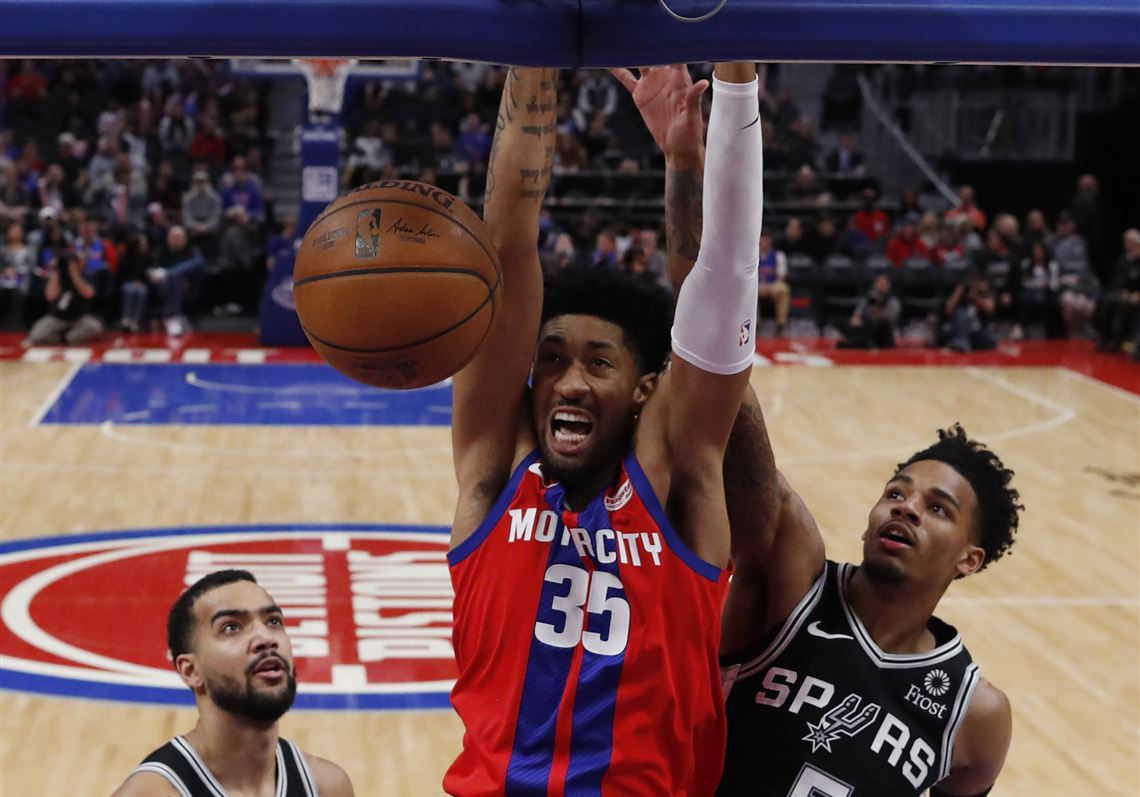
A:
[610, 65, 708, 161]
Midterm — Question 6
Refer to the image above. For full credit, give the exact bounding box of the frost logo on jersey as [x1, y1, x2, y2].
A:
[924, 668, 951, 696]
[802, 693, 881, 753]
[0, 524, 456, 711]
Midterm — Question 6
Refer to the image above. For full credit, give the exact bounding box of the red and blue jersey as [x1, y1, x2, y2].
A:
[446, 451, 730, 797]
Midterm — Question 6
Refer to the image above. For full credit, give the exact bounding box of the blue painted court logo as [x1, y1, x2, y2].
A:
[0, 524, 455, 710]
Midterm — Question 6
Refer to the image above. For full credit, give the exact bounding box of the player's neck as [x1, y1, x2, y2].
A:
[847, 568, 941, 655]
[185, 710, 279, 794]
[560, 461, 620, 512]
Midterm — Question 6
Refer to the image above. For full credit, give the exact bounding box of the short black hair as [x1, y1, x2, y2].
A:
[896, 424, 1023, 573]
[541, 265, 673, 374]
[167, 569, 257, 664]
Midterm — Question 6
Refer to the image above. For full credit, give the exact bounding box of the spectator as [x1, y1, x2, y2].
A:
[25, 250, 108, 345]
[932, 222, 967, 265]
[918, 211, 941, 253]
[157, 99, 195, 167]
[1068, 174, 1104, 277]
[87, 135, 118, 187]
[189, 118, 226, 171]
[839, 273, 900, 349]
[1057, 258, 1099, 339]
[786, 115, 821, 170]
[786, 164, 828, 206]
[149, 224, 203, 336]
[74, 218, 117, 274]
[55, 132, 87, 188]
[757, 231, 790, 336]
[945, 185, 987, 231]
[824, 132, 864, 175]
[1024, 208, 1050, 248]
[637, 228, 669, 290]
[220, 156, 265, 225]
[35, 163, 69, 214]
[181, 169, 222, 255]
[837, 214, 873, 260]
[117, 231, 153, 333]
[149, 158, 184, 212]
[540, 232, 578, 275]
[0, 160, 31, 226]
[454, 113, 493, 170]
[897, 187, 922, 219]
[1012, 240, 1058, 340]
[1095, 228, 1140, 353]
[993, 212, 1027, 266]
[212, 205, 258, 314]
[942, 275, 997, 352]
[1050, 211, 1089, 266]
[805, 215, 840, 263]
[554, 129, 588, 171]
[886, 212, 930, 266]
[853, 188, 891, 242]
[345, 120, 392, 184]
[977, 227, 1017, 319]
[573, 73, 618, 132]
[583, 112, 615, 164]
[0, 222, 35, 329]
[592, 229, 618, 268]
[779, 216, 810, 257]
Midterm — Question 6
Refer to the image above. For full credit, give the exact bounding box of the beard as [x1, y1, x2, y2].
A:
[862, 557, 908, 586]
[206, 659, 297, 724]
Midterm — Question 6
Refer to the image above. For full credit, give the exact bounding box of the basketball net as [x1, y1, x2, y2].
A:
[293, 58, 358, 118]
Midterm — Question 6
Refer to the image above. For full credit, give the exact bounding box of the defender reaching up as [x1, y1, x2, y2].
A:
[619, 63, 1021, 797]
[446, 64, 763, 796]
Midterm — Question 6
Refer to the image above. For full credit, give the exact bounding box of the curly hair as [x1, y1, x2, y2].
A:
[167, 569, 257, 664]
[541, 265, 674, 375]
[896, 424, 1023, 573]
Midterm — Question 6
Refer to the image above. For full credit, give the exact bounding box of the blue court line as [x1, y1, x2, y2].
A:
[39, 363, 453, 427]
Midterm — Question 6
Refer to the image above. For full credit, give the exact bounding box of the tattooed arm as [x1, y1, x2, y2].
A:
[451, 68, 557, 547]
[616, 64, 824, 651]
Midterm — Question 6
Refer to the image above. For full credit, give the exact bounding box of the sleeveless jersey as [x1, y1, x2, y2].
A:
[131, 735, 319, 796]
[718, 562, 979, 797]
[447, 451, 731, 797]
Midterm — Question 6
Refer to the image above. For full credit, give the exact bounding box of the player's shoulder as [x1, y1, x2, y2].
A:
[303, 751, 356, 797]
[965, 677, 1011, 731]
[109, 770, 180, 797]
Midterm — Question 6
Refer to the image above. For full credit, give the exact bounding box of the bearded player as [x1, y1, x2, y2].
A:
[616, 63, 1021, 797]
[111, 570, 354, 796]
[445, 62, 762, 795]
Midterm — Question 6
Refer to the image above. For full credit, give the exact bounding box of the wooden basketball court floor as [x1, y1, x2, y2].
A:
[1, 345, 1137, 795]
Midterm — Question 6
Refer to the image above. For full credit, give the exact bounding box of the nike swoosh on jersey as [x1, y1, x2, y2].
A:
[806, 621, 854, 641]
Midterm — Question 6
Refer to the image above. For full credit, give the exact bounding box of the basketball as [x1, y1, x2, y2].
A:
[293, 180, 500, 389]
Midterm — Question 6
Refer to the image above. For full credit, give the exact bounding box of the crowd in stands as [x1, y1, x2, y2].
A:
[2, 59, 1137, 359]
[0, 59, 274, 338]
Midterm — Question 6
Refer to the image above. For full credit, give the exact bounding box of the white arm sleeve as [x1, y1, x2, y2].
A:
[671, 76, 763, 375]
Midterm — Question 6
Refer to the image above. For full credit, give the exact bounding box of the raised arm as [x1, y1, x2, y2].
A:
[451, 68, 557, 540]
[617, 64, 825, 651]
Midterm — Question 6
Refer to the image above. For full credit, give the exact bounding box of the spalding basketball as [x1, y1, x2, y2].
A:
[293, 180, 500, 389]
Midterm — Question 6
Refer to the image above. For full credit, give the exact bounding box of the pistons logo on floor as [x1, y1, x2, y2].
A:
[0, 524, 456, 710]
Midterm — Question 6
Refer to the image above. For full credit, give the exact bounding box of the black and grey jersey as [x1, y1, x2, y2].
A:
[131, 735, 319, 797]
[718, 561, 980, 797]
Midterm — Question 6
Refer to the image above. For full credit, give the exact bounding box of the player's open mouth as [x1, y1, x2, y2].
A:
[550, 408, 594, 455]
[251, 656, 287, 678]
[878, 522, 915, 551]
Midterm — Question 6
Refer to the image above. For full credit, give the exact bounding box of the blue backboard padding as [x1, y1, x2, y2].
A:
[0, 0, 1136, 65]
[40, 363, 454, 426]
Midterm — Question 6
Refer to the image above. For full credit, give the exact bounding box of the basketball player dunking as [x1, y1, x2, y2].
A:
[617, 65, 1023, 797]
[111, 570, 354, 796]
[445, 63, 763, 796]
